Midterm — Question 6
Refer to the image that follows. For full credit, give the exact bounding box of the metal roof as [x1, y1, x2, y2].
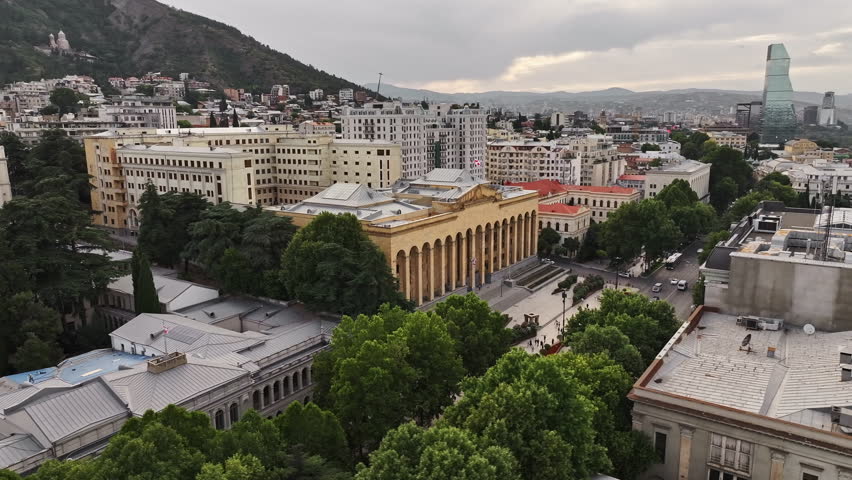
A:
[0, 433, 44, 470]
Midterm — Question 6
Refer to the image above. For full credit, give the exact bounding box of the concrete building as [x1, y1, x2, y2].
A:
[340, 101, 487, 179]
[708, 131, 748, 151]
[99, 96, 177, 129]
[9, 118, 128, 146]
[820, 91, 837, 126]
[0, 297, 338, 474]
[760, 44, 796, 144]
[606, 126, 670, 144]
[308, 89, 324, 101]
[631, 306, 852, 480]
[84, 127, 403, 233]
[804, 105, 820, 125]
[645, 158, 711, 202]
[272, 169, 539, 306]
[486, 141, 580, 184]
[564, 135, 626, 186]
[538, 203, 590, 242]
[506, 179, 640, 222]
[550, 112, 566, 127]
[298, 121, 335, 136]
[0, 146, 11, 207]
[701, 202, 852, 331]
[617, 174, 646, 193]
[338, 88, 354, 103]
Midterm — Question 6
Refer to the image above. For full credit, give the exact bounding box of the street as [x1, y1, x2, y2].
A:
[552, 240, 702, 321]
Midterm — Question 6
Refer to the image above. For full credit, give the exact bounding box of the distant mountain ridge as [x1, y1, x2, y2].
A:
[0, 0, 362, 94]
[368, 83, 851, 120]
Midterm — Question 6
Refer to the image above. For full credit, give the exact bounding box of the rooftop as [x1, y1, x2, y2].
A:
[278, 183, 425, 221]
[563, 184, 638, 195]
[505, 179, 567, 197]
[647, 311, 852, 432]
[117, 145, 244, 155]
[108, 273, 219, 310]
[1, 350, 149, 388]
[539, 203, 586, 215]
[645, 158, 709, 174]
[618, 174, 647, 181]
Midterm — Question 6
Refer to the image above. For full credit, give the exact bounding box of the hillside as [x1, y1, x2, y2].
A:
[0, 0, 363, 94]
[370, 83, 852, 122]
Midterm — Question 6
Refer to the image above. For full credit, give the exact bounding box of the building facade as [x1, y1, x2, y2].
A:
[644, 159, 712, 202]
[505, 179, 640, 222]
[820, 91, 837, 126]
[486, 141, 580, 184]
[708, 131, 747, 151]
[538, 203, 591, 243]
[340, 102, 487, 179]
[273, 169, 539, 306]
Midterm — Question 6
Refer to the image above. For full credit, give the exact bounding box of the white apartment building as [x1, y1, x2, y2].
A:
[486, 141, 580, 184]
[645, 158, 711, 202]
[565, 135, 626, 186]
[155, 81, 186, 100]
[340, 101, 487, 179]
[308, 89, 324, 101]
[338, 88, 354, 103]
[708, 131, 748, 151]
[99, 96, 177, 129]
[784, 162, 852, 204]
[298, 121, 335, 136]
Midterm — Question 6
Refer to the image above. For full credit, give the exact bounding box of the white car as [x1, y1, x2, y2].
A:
[670, 278, 678, 285]
[651, 283, 663, 293]
[677, 280, 688, 291]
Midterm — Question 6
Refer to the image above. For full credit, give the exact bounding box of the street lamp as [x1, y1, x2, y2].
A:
[614, 256, 622, 291]
[561, 290, 567, 327]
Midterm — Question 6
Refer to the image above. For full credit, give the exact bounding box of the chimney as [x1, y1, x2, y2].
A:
[147, 352, 187, 373]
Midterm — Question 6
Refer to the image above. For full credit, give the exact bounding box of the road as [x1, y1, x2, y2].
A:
[553, 240, 702, 321]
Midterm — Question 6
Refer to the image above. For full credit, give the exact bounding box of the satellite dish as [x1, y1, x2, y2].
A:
[741, 334, 752, 347]
[803, 324, 816, 335]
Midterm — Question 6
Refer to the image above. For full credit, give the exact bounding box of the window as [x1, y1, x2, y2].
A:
[802, 474, 819, 480]
[709, 433, 751, 475]
[654, 431, 667, 462]
[708, 468, 748, 480]
[214, 410, 225, 430]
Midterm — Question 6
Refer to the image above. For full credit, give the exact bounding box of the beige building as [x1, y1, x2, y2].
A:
[486, 141, 580, 184]
[505, 180, 640, 222]
[84, 127, 402, 233]
[631, 307, 852, 480]
[564, 135, 626, 186]
[272, 169, 539, 306]
[784, 138, 820, 156]
[645, 159, 711, 202]
[538, 203, 591, 242]
[708, 131, 747, 150]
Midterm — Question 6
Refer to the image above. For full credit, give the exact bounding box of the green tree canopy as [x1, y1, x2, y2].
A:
[603, 199, 682, 268]
[703, 146, 753, 195]
[49, 87, 80, 114]
[569, 324, 644, 377]
[655, 179, 698, 209]
[355, 423, 520, 480]
[537, 227, 561, 255]
[640, 143, 661, 152]
[710, 176, 739, 212]
[132, 251, 161, 314]
[275, 401, 349, 467]
[280, 212, 408, 314]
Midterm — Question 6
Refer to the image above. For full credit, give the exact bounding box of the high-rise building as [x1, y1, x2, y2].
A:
[819, 91, 837, 126]
[803, 105, 819, 125]
[759, 44, 796, 144]
[735, 101, 762, 130]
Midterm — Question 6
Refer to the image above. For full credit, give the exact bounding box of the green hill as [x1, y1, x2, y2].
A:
[0, 0, 363, 94]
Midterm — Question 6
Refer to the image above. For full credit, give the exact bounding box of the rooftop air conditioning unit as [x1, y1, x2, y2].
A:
[737, 315, 760, 330]
[759, 318, 784, 331]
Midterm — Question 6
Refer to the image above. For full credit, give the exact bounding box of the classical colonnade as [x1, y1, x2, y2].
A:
[395, 211, 538, 305]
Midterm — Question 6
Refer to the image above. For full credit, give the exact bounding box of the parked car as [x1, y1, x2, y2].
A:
[677, 280, 688, 291]
[651, 282, 663, 293]
[618, 271, 632, 278]
[670, 278, 679, 285]
[652, 296, 660, 301]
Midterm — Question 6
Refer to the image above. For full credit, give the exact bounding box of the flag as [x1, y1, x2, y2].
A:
[473, 159, 482, 167]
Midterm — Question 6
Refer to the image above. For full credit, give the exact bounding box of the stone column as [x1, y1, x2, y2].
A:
[515, 218, 523, 261]
[486, 226, 494, 275]
[769, 450, 786, 480]
[677, 425, 694, 480]
[447, 239, 456, 290]
[478, 228, 486, 285]
[508, 220, 515, 265]
[460, 233, 467, 287]
[411, 250, 422, 306]
[529, 213, 537, 257]
[436, 242, 445, 297]
[522, 216, 529, 258]
[400, 252, 410, 301]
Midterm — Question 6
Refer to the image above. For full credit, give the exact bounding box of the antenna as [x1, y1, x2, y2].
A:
[376, 72, 383, 99]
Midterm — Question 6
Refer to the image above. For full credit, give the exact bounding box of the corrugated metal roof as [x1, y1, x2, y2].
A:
[0, 433, 44, 469]
[16, 381, 127, 443]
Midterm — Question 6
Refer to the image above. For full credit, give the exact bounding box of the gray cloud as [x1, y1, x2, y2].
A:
[160, 0, 852, 93]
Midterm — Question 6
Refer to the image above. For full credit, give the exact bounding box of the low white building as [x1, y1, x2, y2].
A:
[645, 158, 711, 202]
[538, 203, 591, 242]
[308, 89, 324, 101]
[338, 88, 354, 103]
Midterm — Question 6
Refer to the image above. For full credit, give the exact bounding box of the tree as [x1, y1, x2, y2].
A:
[132, 251, 161, 314]
[219, 97, 228, 112]
[669, 202, 716, 240]
[355, 423, 520, 480]
[178, 119, 193, 128]
[209, 112, 218, 128]
[537, 227, 561, 255]
[710, 177, 739, 212]
[640, 143, 660, 152]
[432, 293, 512, 377]
[590, 122, 605, 134]
[216, 248, 255, 295]
[569, 324, 644, 377]
[0, 292, 64, 373]
[49, 88, 80, 114]
[39, 104, 60, 115]
[442, 349, 609, 480]
[703, 146, 753, 195]
[603, 200, 681, 269]
[275, 402, 349, 467]
[693, 275, 706, 305]
[756, 176, 798, 206]
[563, 237, 580, 258]
[0, 132, 29, 195]
[281, 212, 408, 315]
[183, 203, 245, 273]
[655, 179, 698, 209]
[135, 84, 155, 96]
[576, 221, 602, 261]
[232, 109, 240, 128]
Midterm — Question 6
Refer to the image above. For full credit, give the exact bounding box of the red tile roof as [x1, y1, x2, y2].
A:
[618, 174, 646, 181]
[563, 185, 637, 195]
[539, 203, 584, 215]
[505, 179, 568, 197]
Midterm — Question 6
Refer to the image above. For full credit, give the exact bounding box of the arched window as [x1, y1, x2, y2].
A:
[547, 221, 551, 229]
[229, 403, 239, 424]
[283, 376, 290, 396]
[273, 381, 281, 401]
[263, 385, 271, 406]
[302, 369, 309, 387]
[293, 372, 300, 391]
[252, 390, 261, 410]
[606, 200, 611, 208]
[214, 410, 225, 430]
[555, 223, 560, 231]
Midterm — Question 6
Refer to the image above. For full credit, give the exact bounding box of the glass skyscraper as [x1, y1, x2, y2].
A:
[760, 43, 796, 145]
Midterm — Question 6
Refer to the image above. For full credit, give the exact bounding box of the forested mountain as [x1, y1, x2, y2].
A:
[0, 0, 362, 94]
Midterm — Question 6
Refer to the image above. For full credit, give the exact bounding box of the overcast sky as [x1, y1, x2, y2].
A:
[161, 0, 852, 94]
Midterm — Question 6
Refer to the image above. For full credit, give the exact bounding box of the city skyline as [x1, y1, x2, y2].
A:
[160, 0, 852, 94]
